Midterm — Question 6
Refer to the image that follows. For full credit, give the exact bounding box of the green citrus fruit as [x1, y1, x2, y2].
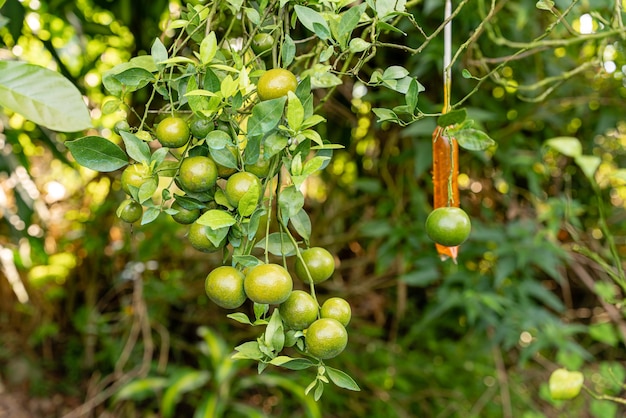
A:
[549, 368, 584, 400]
[320, 297, 351, 327]
[215, 145, 239, 179]
[205, 266, 247, 309]
[245, 154, 271, 178]
[156, 116, 190, 148]
[425, 207, 471, 247]
[188, 220, 224, 252]
[120, 164, 157, 195]
[224, 171, 262, 208]
[171, 200, 201, 224]
[178, 156, 218, 193]
[280, 290, 319, 330]
[305, 318, 348, 360]
[244, 263, 293, 305]
[190, 117, 214, 139]
[294, 247, 335, 284]
[117, 199, 143, 223]
[114, 120, 130, 135]
[252, 33, 274, 55]
[257, 68, 298, 101]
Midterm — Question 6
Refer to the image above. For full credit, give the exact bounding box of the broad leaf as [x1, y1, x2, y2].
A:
[437, 109, 467, 127]
[454, 128, 496, 151]
[326, 366, 361, 391]
[269, 356, 315, 370]
[197, 209, 237, 229]
[120, 131, 151, 163]
[0, 61, 92, 131]
[254, 232, 297, 256]
[66, 136, 128, 172]
[546, 136, 582, 158]
[247, 97, 287, 139]
[294, 5, 331, 40]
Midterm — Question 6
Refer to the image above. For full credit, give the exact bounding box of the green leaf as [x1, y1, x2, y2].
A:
[200, 31, 217, 65]
[338, 3, 368, 48]
[141, 206, 160, 225]
[264, 133, 289, 158]
[372, 108, 400, 123]
[282, 34, 296, 67]
[320, 45, 334, 62]
[325, 366, 361, 391]
[238, 182, 261, 217]
[227, 312, 254, 325]
[405, 78, 420, 112]
[161, 370, 211, 418]
[290, 209, 311, 242]
[0, 61, 92, 131]
[376, 21, 406, 35]
[66, 136, 128, 172]
[269, 356, 315, 370]
[120, 131, 151, 163]
[114, 377, 169, 403]
[254, 232, 297, 256]
[232, 255, 263, 269]
[546, 136, 582, 158]
[233, 341, 264, 360]
[349, 38, 371, 53]
[264, 309, 284, 352]
[287, 91, 304, 131]
[454, 128, 496, 151]
[151, 38, 168, 66]
[247, 97, 287, 139]
[536, 0, 555, 11]
[437, 109, 467, 127]
[278, 185, 304, 221]
[574, 155, 601, 181]
[197, 209, 237, 229]
[382, 65, 409, 80]
[294, 5, 331, 40]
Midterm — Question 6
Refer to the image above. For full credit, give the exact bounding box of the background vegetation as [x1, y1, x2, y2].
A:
[1, 0, 625, 417]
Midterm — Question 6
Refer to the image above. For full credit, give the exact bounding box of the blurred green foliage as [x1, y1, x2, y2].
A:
[1, 0, 626, 417]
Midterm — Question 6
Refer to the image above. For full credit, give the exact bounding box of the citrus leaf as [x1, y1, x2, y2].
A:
[141, 207, 160, 225]
[574, 155, 601, 181]
[66, 136, 128, 172]
[197, 209, 237, 229]
[287, 91, 304, 131]
[0, 61, 92, 132]
[290, 208, 311, 242]
[151, 37, 168, 66]
[294, 5, 331, 40]
[233, 341, 265, 360]
[546, 136, 582, 158]
[278, 185, 304, 221]
[254, 232, 297, 256]
[200, 31, 217, 65]
[282, 34, 296, 67]
[247, 97, 287, 139]
[338, 3, 368, 48]
[269, 356, 315, 370]
[455, 128, 496, 151]
[120, 131, 151, 164]
[326, 366, 361, 391]
[227, 312, 254, 325]
[437, 108, 467, 127]
[238, 182, 261, 217]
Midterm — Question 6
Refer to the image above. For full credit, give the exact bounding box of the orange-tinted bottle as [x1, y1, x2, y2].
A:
[432, 125, 459, 261]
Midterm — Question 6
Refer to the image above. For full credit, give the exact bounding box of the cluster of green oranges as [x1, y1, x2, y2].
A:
[205, 247, 351, 360]
[115, 67, 351, 362]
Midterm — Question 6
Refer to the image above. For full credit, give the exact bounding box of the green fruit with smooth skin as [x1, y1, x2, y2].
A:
[224, 171, 261, 208]
[120, 164, 157, 195]
[178, 156, 218, 193]
[205, 266, 246, 309]
[425, 207, 471, 247]
[171, 200, 201, 224]
[244, 263, 293, 305]
[252, 33, 274, 54]
[548, 368, 584, 400]
[257, 68, 298, 101]
[305, 318, 348, 360]
[188, 220, 224, 252]
[190, 117, 214, 139]
[295, 247, 335, 284]
[245, 154, 271, 178]
[320, 297, 351, 327]
[156, 116, 190, 148]
[216, 145, 239, 179]
[114, 120, 130, 134]
[280, 290, 319, 330]
[117, 199, 143, 223]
